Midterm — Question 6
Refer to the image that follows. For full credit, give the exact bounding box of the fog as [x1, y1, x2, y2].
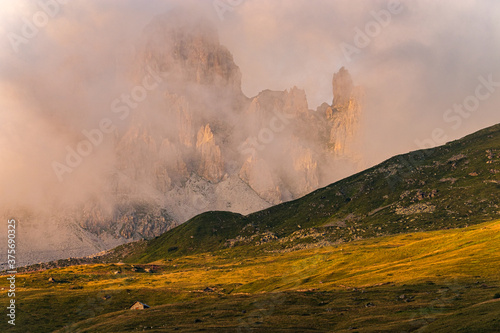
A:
[1, 0, 500, 213]
[218, 0, 500, 165]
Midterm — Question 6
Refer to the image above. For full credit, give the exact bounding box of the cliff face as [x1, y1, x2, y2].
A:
[158, 138, 188, 182]
[291, 145, 319, 195]
[116, 124, 164, 190]
[332, 67, 354, 108]
[196, 124, 224, 183]
[319, 67, 363, 156]
[239, 155, 282, 205]
[166, 93, 193, 148]
[138, 10, 243, 97]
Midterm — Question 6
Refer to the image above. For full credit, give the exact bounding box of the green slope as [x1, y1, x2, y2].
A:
[3, 219, 499, 333]
[128, 123, 500, 263]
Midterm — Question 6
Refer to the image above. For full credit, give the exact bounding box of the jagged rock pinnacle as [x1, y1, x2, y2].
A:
[332, 66, 354, 109]
[196, 124, 224, 183]
[138, 9, 243, 94]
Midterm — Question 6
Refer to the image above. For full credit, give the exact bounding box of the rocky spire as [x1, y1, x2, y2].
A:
[332, 66, 354, 109]
[319, 67, 363, 156]
[196, 124, 224, 183]
[137, 9, 243, 94]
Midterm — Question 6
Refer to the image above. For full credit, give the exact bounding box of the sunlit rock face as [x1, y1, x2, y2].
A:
[196, 124, 224, 183]
[291, 145, 319, 195]
[319, 67, 363, 156]
[332, 66, 354, 109]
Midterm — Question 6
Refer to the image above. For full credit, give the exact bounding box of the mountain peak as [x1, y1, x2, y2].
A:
[332, 66, 354, 109]
[138, 10, 242, 93]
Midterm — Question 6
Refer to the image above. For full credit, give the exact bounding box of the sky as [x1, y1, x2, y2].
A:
[1, 0, 500, 209]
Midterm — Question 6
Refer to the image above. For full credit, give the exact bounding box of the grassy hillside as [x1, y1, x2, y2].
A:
[1, 219, 499, 332]
[128, 123, 500, 263]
